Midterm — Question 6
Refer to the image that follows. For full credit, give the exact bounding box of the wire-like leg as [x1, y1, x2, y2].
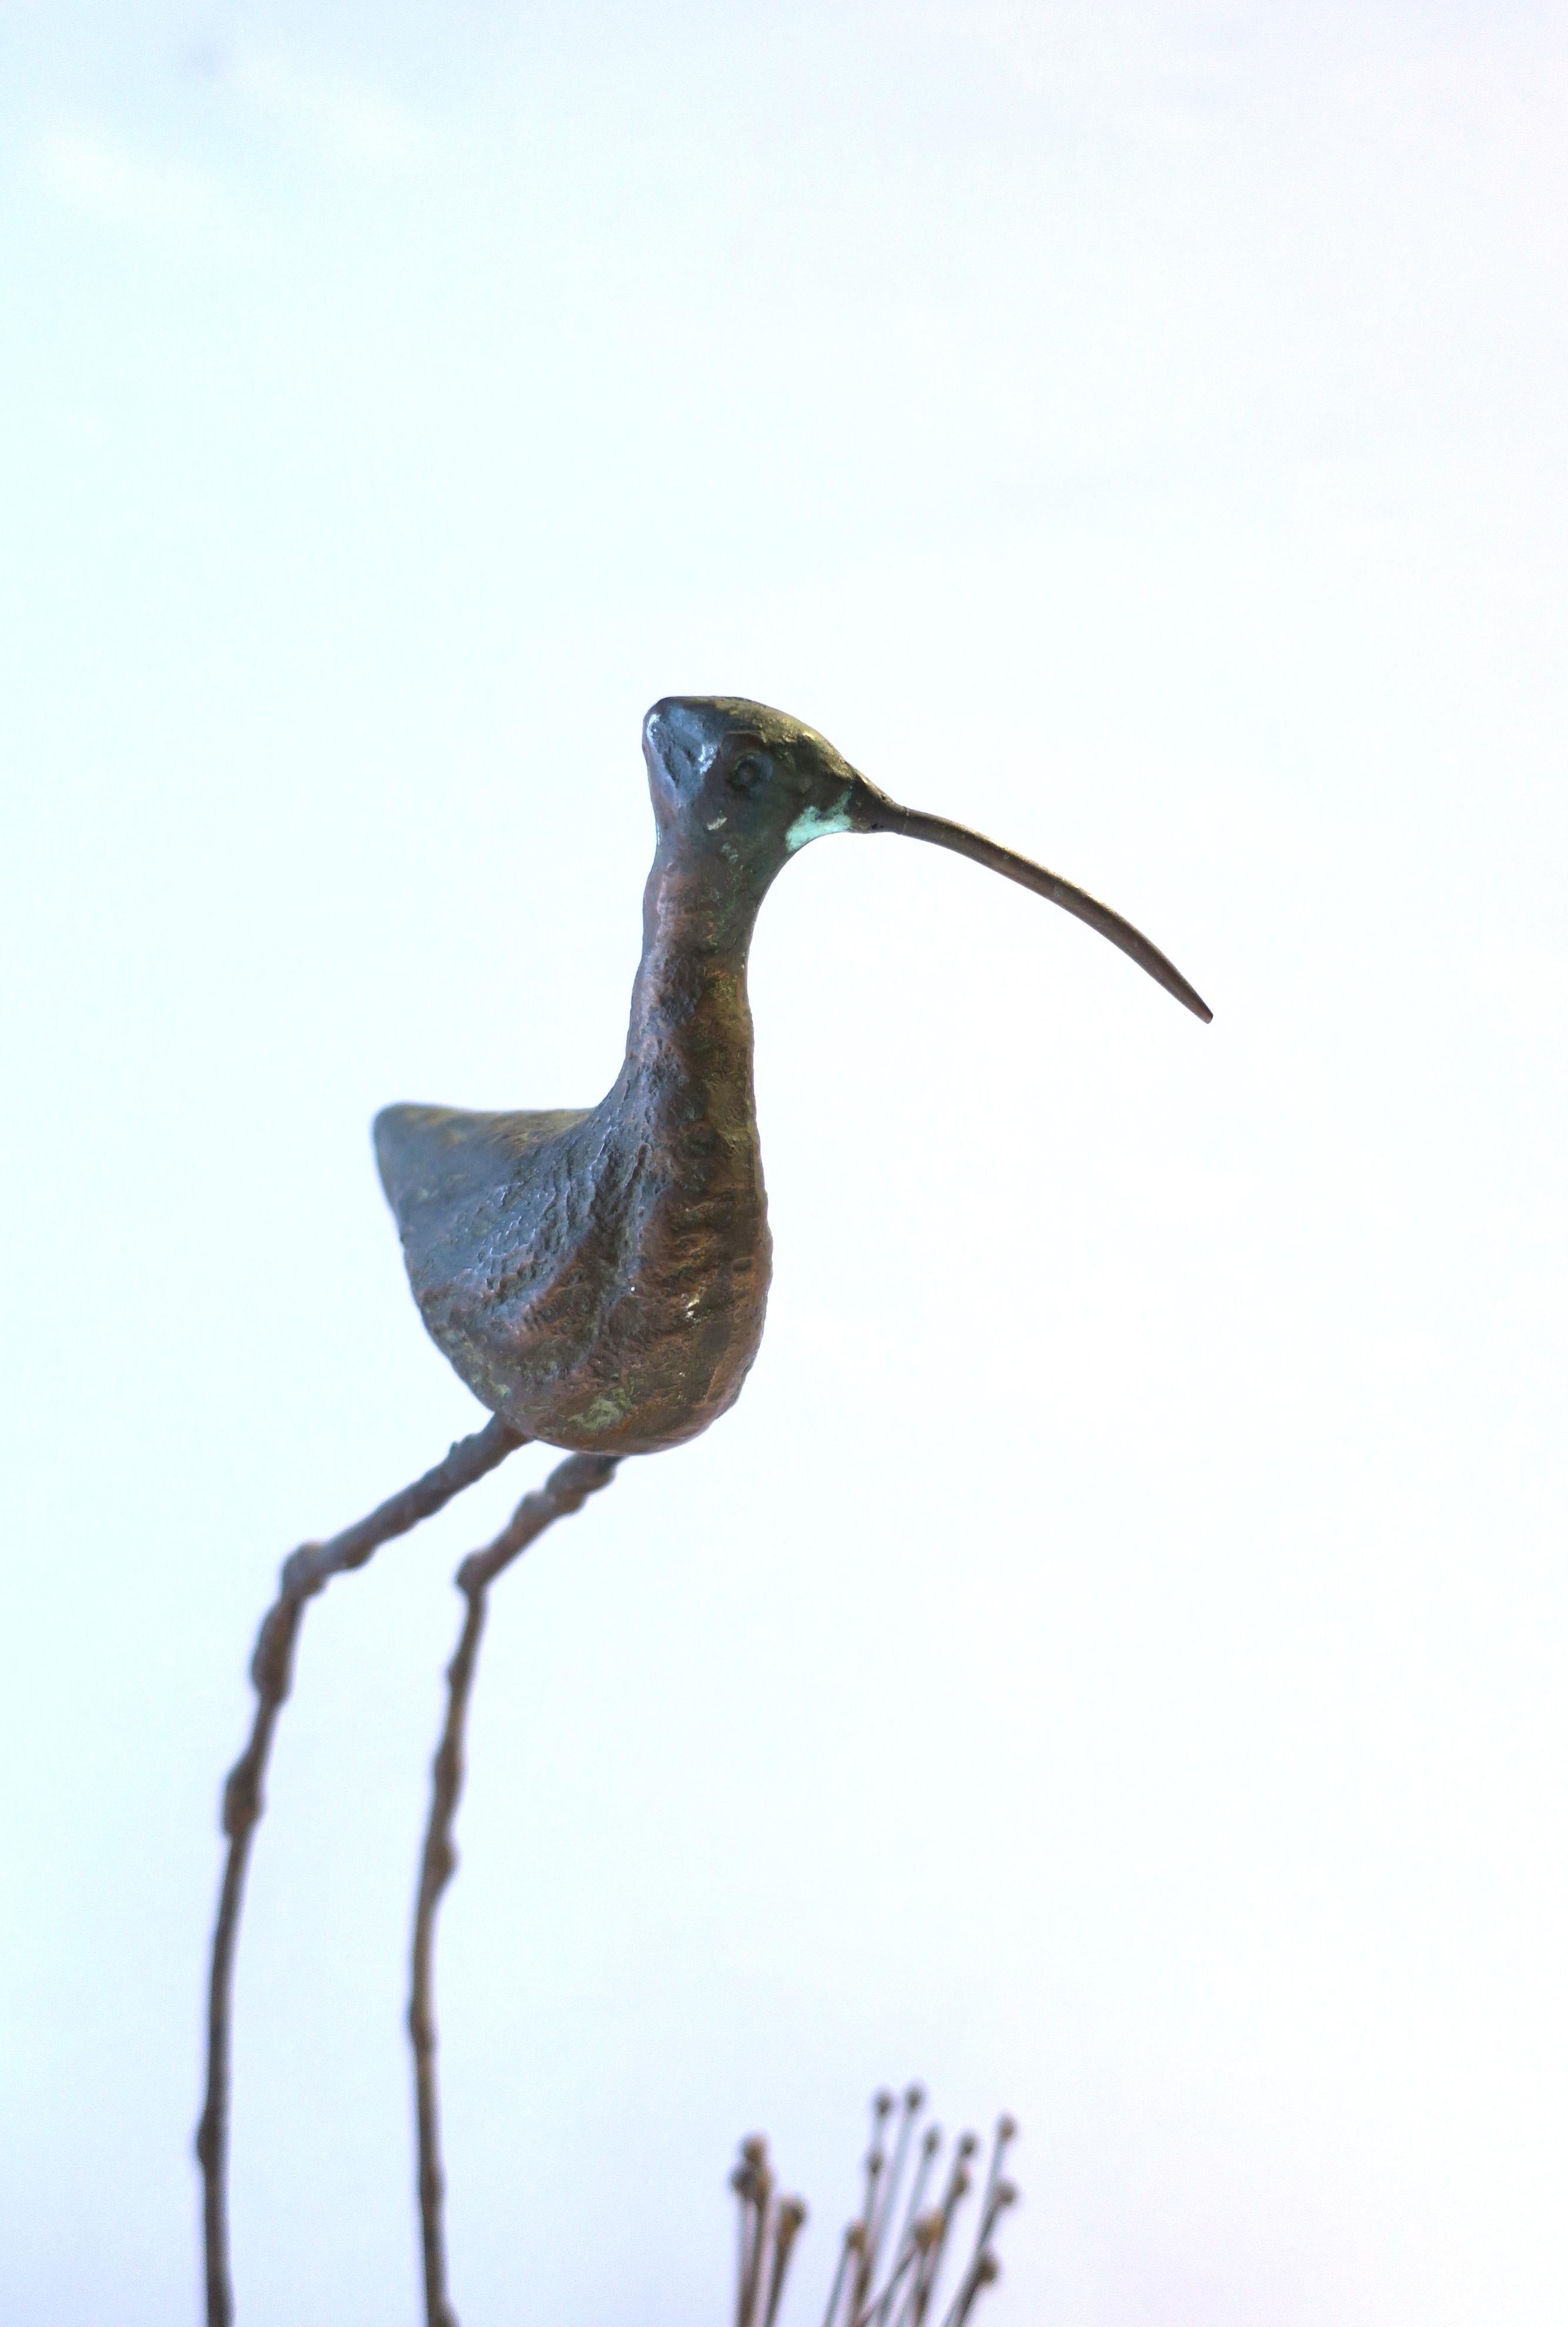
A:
[195, 1415, 524, 2327]
[410, 1451, 620, 2327]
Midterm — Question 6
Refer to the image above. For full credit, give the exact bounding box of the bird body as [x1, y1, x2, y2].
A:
[374, 897, 773, 1454]
[375, 697, 1210, 1456]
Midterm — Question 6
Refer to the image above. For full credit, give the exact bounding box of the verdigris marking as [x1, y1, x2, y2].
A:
[784, 789, 855, 852]
[566, 1387, 635, 1434]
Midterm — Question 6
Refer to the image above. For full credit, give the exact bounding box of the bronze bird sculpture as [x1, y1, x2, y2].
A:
[374, 696, 1210, 1456]
[199, 693, 1211, 2327]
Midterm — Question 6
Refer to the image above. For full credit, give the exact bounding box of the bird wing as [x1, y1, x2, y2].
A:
[373, 1102, 591, 1231]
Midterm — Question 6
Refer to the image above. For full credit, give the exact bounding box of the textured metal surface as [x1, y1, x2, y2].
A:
[375, 698, 1210, 1457]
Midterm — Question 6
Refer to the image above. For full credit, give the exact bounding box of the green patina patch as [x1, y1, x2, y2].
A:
[784, 787, 855, 853]
[567, 1386, 634, 1434]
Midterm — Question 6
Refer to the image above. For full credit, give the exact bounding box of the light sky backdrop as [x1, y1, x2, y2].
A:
[2, 3, 1566, 2322]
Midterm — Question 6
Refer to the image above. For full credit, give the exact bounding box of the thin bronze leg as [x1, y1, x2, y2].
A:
[409, 1452, 619, 2327]
[196, 1415, 524, 2327]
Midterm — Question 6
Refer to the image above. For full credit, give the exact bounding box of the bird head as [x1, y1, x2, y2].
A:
[642, 695, 875, 853]
[641, 694, 1211, 1022]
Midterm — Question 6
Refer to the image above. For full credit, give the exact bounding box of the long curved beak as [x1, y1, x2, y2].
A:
[854, 779, 1212, 1023]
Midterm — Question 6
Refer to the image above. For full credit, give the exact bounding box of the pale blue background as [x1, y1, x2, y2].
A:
[2, 4, 1565, 2322]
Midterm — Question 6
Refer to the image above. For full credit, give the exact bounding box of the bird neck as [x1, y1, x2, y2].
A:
[620, 833, 766, 1112]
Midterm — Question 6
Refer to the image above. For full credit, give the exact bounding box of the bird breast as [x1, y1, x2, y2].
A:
[376, 1067, 773, 1457]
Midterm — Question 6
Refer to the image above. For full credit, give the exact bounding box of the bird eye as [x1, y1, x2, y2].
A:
[729, 751, 768, 791]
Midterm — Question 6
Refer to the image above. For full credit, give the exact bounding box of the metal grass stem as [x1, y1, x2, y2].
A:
[410, 1452, 620, 2327]
[848, 2094, 893, 2321]
[973, 2118, 1016, 2250]
[851, 2238, 918, 2327]
[937, 2251, 1001, 2327]
[820, 2226, 857, 2327]
[892, 2127, 941, 2278]
[868, 2086, 924, 2283]
[900, 2135, 975, 2327]
[761, 2199, 808, 2327]
[195, 1415, 523, 2327]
